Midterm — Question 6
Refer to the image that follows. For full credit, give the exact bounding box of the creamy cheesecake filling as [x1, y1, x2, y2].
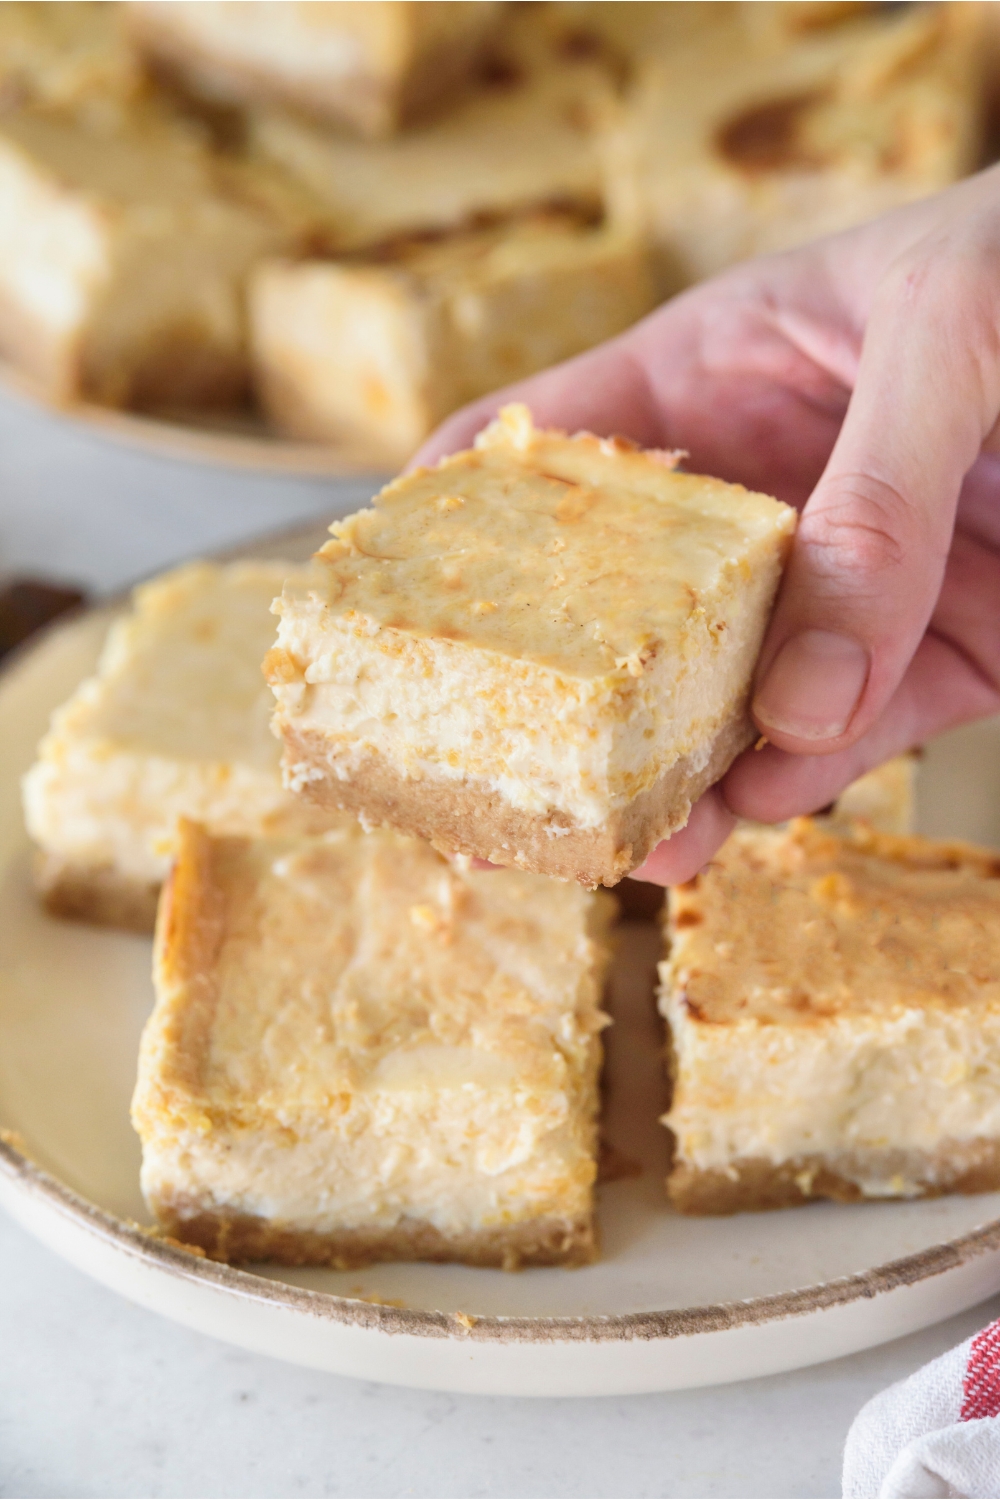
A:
[141, 1103, 595, 1238]
[271, 569, 774, 831]
[23, 744, 303, 881]
[663, 1003, 1000, 1196]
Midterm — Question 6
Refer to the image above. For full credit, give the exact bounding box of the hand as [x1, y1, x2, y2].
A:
[414, 166, 1000, 884]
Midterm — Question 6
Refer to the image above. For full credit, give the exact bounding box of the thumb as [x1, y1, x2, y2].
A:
[752, 235, 998, 754]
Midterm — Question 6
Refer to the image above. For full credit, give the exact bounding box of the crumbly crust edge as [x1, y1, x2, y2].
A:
[666, 1141, 1000, 1215]
[149, 1201, 598, 1271]
[279, 704, 754, 888]
[33, 851, 161, 934]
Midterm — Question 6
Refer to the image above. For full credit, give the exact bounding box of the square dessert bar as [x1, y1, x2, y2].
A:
[626, 3, 982, 285]
[132, 819, 613, 1269]
[0, 99, 289, 408]
[268, 405, 796, 887]
[127, 2, 504, 139]
[23, 560, 334, 933]
[251, 218, 656, 466]
[660, 818, 1000, 1214]
[246, 6, 615, 254]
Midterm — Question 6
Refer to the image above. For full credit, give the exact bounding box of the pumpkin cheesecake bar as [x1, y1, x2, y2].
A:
[132, 818, 613, 1268]
[126, 2, 504, 139]
[23, 560, 333, 932]
[623, 3, 982, 286]
[245, 6, 617, 256]
[267, 404, 796, 887]
[0, 99, 290, 409]
[661, 818, 1000, 1214]
[250, 217, 656, 465]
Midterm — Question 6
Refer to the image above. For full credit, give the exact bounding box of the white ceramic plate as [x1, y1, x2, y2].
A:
[0, 360, 387, 479]
[3, 524, 1000, 1397]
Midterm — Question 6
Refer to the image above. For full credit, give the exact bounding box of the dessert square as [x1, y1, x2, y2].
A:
[23, 560, 335, 933]
[0, 99, 289, 408]
[126, 1, 505, 139]
[250, 218, 656, 465]
[132, 818, 613, 1269]
[246, 8, 616, 254]
[660, 817, 1000, 1214]
[268, 404, 796, 887]
[623, 3, 983, 285]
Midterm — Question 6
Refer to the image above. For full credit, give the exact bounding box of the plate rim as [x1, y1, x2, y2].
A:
[4, 535, 1000, 1350]
[0, 358, 390, 480]
[4, 1135, 1000, 1345]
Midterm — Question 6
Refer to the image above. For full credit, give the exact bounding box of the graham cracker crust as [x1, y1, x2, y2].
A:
[667, 1141, 1000, 1215]
[34, 851, 161, 934]
[281, 706, 755, 888]
[151, 1202, 598, 1271]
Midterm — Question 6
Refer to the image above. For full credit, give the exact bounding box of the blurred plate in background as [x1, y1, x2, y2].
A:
[0, 357, 386, 480]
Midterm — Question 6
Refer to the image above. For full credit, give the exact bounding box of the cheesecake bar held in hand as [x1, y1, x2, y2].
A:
[661, 818, 1000, 1214]
[132, 819, 613, 1269]
[267, 405, 796, 887]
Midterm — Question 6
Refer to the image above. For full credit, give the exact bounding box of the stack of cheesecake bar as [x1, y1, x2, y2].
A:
[0, 0, 987, 465]
[23, 410, 1000, 1270]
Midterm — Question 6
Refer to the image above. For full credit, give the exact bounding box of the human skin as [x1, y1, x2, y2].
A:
[413, 166, 1000, 885]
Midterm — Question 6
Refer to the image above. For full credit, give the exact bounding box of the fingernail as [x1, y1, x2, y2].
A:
[753, 630, 869, 741]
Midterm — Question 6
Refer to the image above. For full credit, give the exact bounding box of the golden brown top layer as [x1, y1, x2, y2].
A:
[306, 405, 795, 679]
[667, 818, 1000, 1026]
[144, 820, 613, 1123]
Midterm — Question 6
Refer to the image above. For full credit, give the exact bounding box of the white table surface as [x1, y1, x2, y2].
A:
[3, 391, 1000, 1500]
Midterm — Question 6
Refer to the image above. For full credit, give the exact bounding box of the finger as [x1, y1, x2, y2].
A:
[726, 621, 1000, 824]
[409, 327, 664, 469]
[751, 227, 1000, 756]
[628, 788, 736, 887]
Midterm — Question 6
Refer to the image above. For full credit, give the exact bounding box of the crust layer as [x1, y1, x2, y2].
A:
[152, 1202, 597, 1270]
[281, 705, 754, 888]
[34, 852, 160, 934]
[667, 1141, 1000, 1215]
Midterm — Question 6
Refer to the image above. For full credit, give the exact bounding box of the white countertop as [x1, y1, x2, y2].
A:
[3, 390, 1000, 1500]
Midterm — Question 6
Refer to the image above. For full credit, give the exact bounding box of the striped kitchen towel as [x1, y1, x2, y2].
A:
[844, 1319, 1000, 1497]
